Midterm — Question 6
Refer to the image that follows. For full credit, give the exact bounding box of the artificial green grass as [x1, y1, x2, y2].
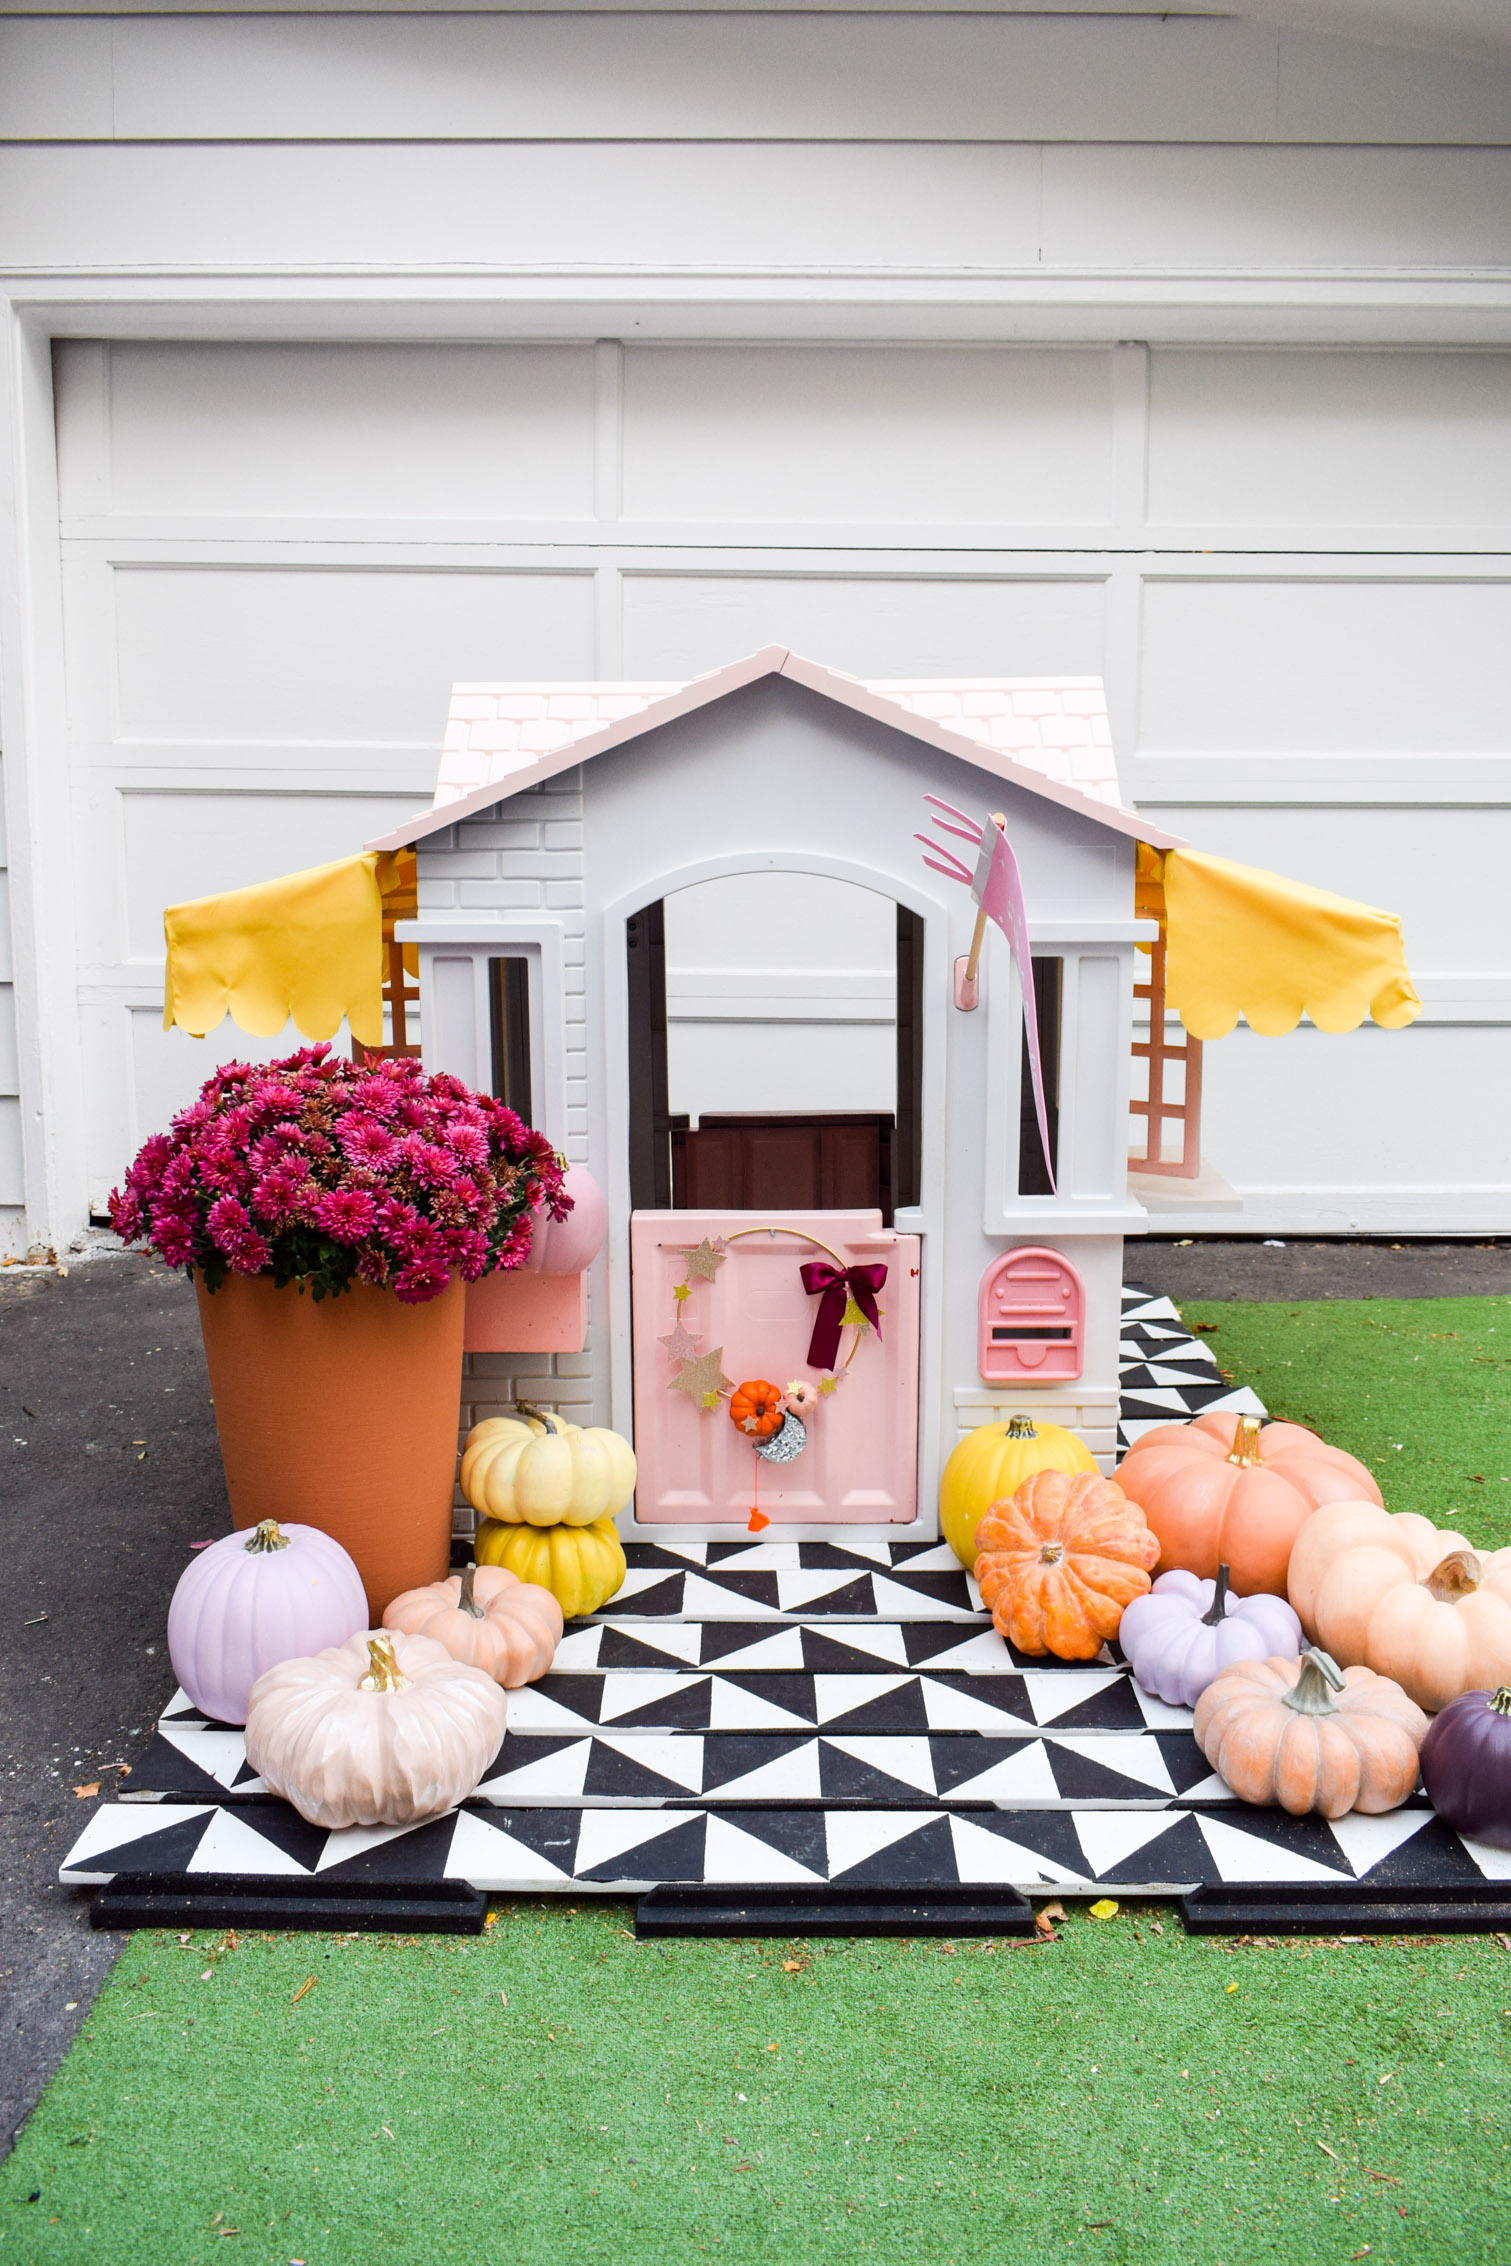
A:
[4, 1293, 1511, 2266]
[4, 1913, 1511, 2266]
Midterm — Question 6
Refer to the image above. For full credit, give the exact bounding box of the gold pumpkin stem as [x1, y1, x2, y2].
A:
[1226, 1415, 1265, 1469]
[1006, 1416, 1039, 1440]
[1490, 1689, 1511, 1717]
[1423, 1550, 1481, 1603]
[516, 1400, 564, 1434]
[243, 1519, 290, 1554]
[358, 1634, 411, 1694]
[1281, 1648, 1345, 1718]
[457, 1562, 486, 1619]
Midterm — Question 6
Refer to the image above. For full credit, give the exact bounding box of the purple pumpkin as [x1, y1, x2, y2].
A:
[167, 1519, 368, 1726]
[1118, 1563, 1302, 1708]
[1420, 1686, 1511, 1848]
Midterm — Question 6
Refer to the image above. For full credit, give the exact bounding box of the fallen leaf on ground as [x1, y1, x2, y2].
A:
[1034, 1900, 1065, 1939]
[1088, 1899, 1119, 1921]
[1317, 2142, 1342, 2162]
[290, 1976, 316, 2006]
[73, 1783, 100, 1800]
[782, 1960, 802, 1973]
[1365, 2169, 1402, 2186]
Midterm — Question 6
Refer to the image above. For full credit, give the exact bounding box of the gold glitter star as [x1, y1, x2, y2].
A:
[669, 1347, 733, 1401]
[659, 1321, 702, 1363]
[680, 1237, 726, 1283]
[817, 1374, 839, 1396]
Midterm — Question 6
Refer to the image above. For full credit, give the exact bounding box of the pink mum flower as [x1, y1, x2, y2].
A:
[313, 1188, 378, 1243]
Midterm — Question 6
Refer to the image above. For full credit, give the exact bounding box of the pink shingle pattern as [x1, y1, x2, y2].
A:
[434, 673, 1122, 812]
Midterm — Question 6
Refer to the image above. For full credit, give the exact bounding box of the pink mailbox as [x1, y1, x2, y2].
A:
[977, 1247, 1085, 1384]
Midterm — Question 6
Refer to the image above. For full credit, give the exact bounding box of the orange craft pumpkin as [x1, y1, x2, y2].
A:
[1114, 1412, 1381, 1599]
[1193, 1646, 1427, 1817]
[973, 1470, 1161, 1660]
[729, 1380, 785, 1440]
[1287, 1501, 1511, 1713]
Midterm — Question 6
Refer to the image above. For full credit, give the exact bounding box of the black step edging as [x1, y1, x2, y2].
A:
[90, 1872, 488, 1935]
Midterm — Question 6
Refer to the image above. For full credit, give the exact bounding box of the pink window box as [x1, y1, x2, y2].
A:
[464, 1270, 587, 1354]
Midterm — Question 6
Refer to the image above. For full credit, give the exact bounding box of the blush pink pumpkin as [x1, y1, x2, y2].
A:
[518, 1166, 609, 1276]
[382, 1561, 563, 1686]
[166, 1518, 369, 1726]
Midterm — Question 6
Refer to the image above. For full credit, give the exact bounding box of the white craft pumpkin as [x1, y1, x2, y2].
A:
[459, 1406, 637, 1527]
[243, 1629, 506, 1828]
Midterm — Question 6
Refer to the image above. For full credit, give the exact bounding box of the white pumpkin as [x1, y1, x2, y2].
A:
[243, 1629, 506, 1829]
[459, 1405, 637, 1528]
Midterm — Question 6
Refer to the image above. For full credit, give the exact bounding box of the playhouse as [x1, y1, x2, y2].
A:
[356, 646, 1180, 1539]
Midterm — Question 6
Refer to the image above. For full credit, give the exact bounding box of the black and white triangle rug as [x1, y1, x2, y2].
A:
[63, 1289, 1508, 1913]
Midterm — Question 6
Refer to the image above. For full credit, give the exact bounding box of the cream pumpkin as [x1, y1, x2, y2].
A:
[1114, 1411, 1381, 1598]
[460, 1405, 637, 1528]
[244, 1629, 506, 1829]
[1287, 1501, 1511, 1713]
[383, 1561, 563, 1687]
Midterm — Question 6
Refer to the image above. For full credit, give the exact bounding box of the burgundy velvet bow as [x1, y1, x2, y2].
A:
[800, 1260, 888, 1372]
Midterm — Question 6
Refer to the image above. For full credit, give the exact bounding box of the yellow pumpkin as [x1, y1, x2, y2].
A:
[940, 1415, 1098, 1571]
[460, 1405, 637, 1528]
[474, 1513, 626, 1621]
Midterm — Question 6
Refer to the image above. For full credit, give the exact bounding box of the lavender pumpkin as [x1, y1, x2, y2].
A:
[166, 1519, 369, 1725]
[1420, 1686, 1511, 1848]
[1119, 1563, 1303, 1708]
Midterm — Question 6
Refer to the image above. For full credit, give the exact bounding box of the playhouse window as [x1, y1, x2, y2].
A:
[1017, 957, 1062, 1197]
[626, 878, 924, 1221]
[488, 956, 533, 1123]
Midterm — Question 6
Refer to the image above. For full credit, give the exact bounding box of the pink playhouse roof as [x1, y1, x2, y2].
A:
[367, 647, 1183, 852]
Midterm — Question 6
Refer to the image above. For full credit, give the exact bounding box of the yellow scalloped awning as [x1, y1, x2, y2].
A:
[163, 851, 416, 1048]
[1141, 845, 1421, 1041]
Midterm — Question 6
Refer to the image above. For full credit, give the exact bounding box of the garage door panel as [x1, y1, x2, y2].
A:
[110, 565, 597, 742]
[1138, 577, 1511, 754]
[69, 343, 599, 524]
[116, 789, 427, 966]
[621, 573, 1107, 682]
[622, 346, 1115, 526]
[1145, 803, 1511, 982]
[1200, 1023, 1511, 1196]
[1148, 350, 1511, 530]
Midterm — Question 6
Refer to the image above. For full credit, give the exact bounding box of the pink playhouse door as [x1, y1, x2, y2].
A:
[630, 1210, 921, 1526]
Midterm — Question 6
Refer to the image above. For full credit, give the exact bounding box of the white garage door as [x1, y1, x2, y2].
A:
[52, 338, 1511, 1231]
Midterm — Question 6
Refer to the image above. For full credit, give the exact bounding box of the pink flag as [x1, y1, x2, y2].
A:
[917, 797, 1056, 1192]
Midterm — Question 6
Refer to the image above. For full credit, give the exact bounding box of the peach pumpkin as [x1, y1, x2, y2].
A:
[244, 1629, 506, 1829]
[1114, 1412, 1381, 1598]
[973, 1469, 1160, 1660]
[1194, 1646, 1427, 1817]
[1287, 1501, 1511, 1713]
[383, 1561, 563, 1688]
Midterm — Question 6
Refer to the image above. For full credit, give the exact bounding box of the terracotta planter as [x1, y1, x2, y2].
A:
[195, 1271, 466, 1619]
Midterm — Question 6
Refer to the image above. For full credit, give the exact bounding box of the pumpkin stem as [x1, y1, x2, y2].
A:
[1226, 1416, 1264, 1469]
[1201, 1564, 1232, 1627]
[243, 1519, 290, 1554]
[1006, 1416, 1039, 1440]
[516, 1400, 563, 1434]
[457, 1562, 486, 1619]
[1490, 1689, 1511, 1717]
[358, 1634, 412, 1694]
[1281, 1648, 1346, 1718]
[1422, 1550, 1481, 1603]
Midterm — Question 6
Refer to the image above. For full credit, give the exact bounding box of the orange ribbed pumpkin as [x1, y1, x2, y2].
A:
[973, 1470, 1161, 1660]
[729, 1380, 785, 1440]
[1115, 1411, 1381, 1599]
